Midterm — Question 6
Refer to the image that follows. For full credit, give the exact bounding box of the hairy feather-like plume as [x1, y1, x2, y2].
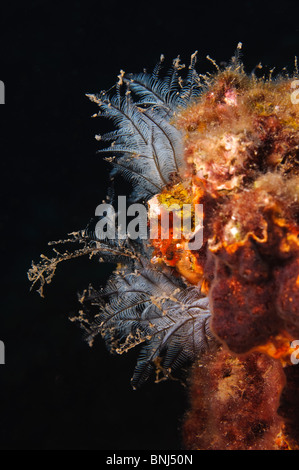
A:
[86, 53, 203, 201]
[74, 238, 215, 387]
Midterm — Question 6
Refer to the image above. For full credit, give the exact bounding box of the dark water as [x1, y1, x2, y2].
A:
[0, 0, 298, 450]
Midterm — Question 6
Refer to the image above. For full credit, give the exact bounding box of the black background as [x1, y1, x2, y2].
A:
[0, 0, 298, 450]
